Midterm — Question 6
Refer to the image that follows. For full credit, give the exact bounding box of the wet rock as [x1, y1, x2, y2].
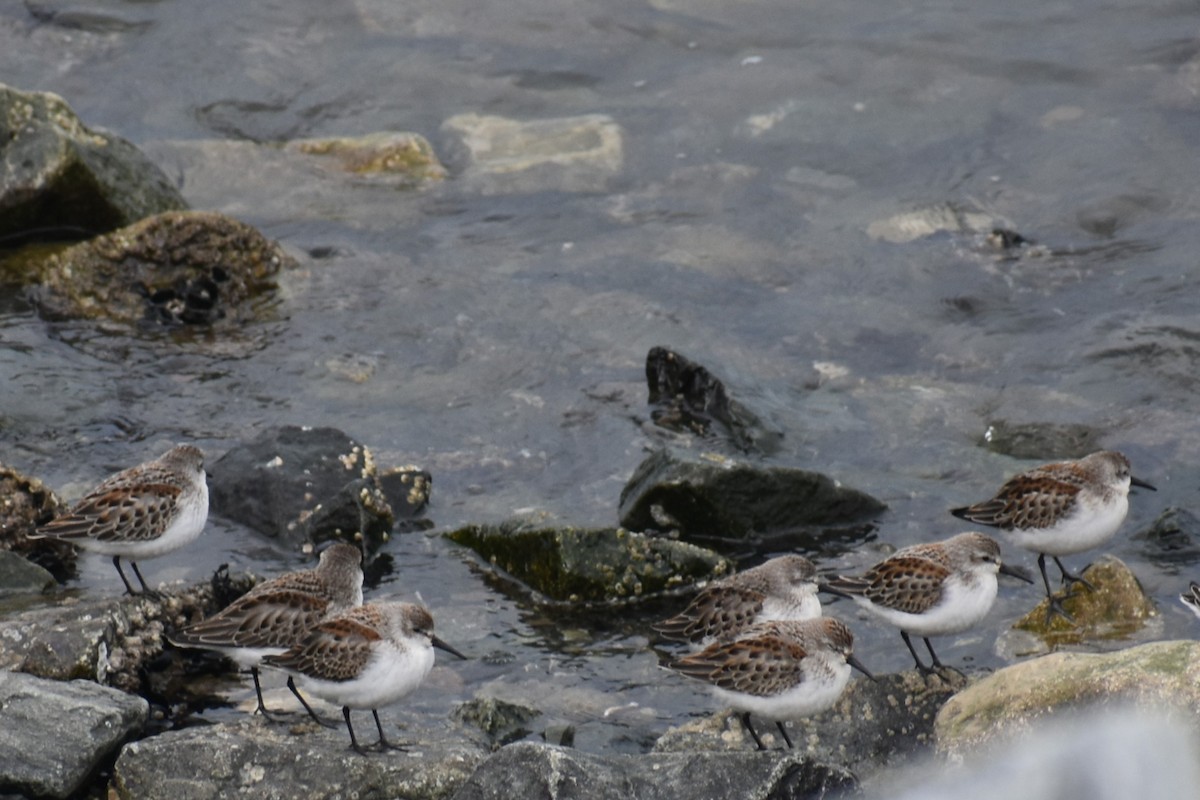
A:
[112, 715, 485, 800]
[656, 670, 963, 777]
[208, 426, 396, 552]
[0, 462, 74, 578]
[1011, 556, 1155, 647]
[377, 465, 433, 526]
[1133, 506, 1200, 567]
[618, 448, 885, 548]
[0, 83, 185, 243]
[977, 420, 1103, 460]
[0, 550, 56, 596]
[0, 670, 148, 799]
[285, 132, 447, 187]
[0, 575, 253, 692]
[644, 346, 783, 455]
[30, 210, 292, 327]
[23, 0, 156, 32]
[452, 696, 540, 749]
[440, 113, 623, 194]
[449, 741, 857, 800]
[865, 204, 994, 243]
[934, 640, 1200, 759]
[445, 520, 732, 607]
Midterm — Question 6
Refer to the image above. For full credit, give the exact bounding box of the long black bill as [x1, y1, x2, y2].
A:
[999, 562, 1035, 584]
[431, 635, 468, 660]
[848, 654, 878, 682]
[1131, 475, 1157, 491]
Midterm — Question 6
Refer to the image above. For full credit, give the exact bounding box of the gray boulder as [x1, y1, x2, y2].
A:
[618, 448, 886, 547]
[449, 741, 857, 800]
[0, 549, 56, 596]
[111, 716, 486, 800]
[0, 670, 147, 799]
[208, 426, 397, 551]
[0, 83, 185, 241]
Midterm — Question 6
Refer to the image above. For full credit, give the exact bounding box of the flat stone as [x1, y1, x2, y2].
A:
[285, 132, 446, 187]
[0, 550, 56, 596]
[440, 113, 623, 194]
[0, 670, 147, 799]
[935, 640, 1200, 759]
[449, 741, 857, 800]
[111, 715, 485, 800]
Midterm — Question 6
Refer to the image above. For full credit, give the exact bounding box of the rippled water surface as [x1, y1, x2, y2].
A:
[3, 0, 1200, 763]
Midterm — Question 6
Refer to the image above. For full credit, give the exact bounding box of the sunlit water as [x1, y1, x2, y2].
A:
[3, 0, 1200, 770]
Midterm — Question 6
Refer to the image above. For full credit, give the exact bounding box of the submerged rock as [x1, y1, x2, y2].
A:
[644, 346, 783, 455]
[452, 696, 540, 750]
[0, 671, 148, 800]
[449, 741, 857, 800]
[1011, 556, 1155, 646]
[208, 426, 396, 552]
[0, 550, 56, 596]
[112, 715, 485, 800]
[445, 521, 732, 607]
[440, 112, 624, 194]
[285, 132, 447, 187]
[30, 210, 292, 327]
[0, 83, 186, 243]
[935, 640, 1200, 759]
[618, 448, 885, 548]
[977, 420, 1103, 460]
[1133, 506, 1200, 567]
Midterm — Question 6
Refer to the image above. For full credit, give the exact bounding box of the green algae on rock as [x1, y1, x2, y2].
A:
[446, 521, 732, 606]
[1011, 555, 1155, 646]
[285, 132, 447, 187]
[30, 210, 293, 326]
[0, 83, 186, 242]
[935, 640, 1200, 759]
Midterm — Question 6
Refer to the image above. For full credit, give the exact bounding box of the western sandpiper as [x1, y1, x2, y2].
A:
[821, 532, 1029, 675]
[669, 616, 872, 750]
[950, 450, 1155, 622]
[263, 600, 466, 754]
[31, 444, 209, 595]
[169, 542, 364, 723]
[654, 555, 821, 645]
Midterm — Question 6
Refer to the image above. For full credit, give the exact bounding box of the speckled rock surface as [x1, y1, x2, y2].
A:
[935, 640, 1200, 758]
[0, 461, 73, 577]
[112, 715, 486, 800]
[31, 210, 292, 326]
[285, 132, 446, 187]
[449, 741, 858, 800]
[1011, 556, 1155, 646]
[0, 670, 148, 799]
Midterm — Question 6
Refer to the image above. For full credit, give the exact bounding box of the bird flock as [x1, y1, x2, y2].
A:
[28, 445, 1161, 753]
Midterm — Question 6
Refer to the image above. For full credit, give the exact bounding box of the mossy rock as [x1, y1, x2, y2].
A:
[0, 82, 186, 241]
[31, 210, 293, 327]
[285, 132, 446, 187]
[935, 640, 1200, 758]
[446, 521, 733, 606]
[1011, 556, 1155, 646]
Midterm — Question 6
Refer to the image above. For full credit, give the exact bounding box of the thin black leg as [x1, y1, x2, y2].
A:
[924, 637, 965, 678]
[739, 711, 766, 750]
[288, 677, 338, 728]
[344, 707, 369, 755]
[129, 561, 163, 598]
[1053, 557, 1095, 592]
[112, 556, 138, 596]
[900, 631, 934, 675]
[1038, 554, 1075, 624]
[371, 709, 407, 752]
[250, 667, 281, 719]
[775, 720, 794, 749]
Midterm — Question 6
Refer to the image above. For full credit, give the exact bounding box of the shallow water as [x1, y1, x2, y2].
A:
[3, 0, 1200, 761]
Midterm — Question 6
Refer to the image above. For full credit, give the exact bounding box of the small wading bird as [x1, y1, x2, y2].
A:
[169, 543, 364, 724]
[950, 450, 1155, 623]
[31, 445, 209, 596]
[264, 600, 467, 754]
[821, 532, 1032, 676]
[669, 617, 873, 750]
